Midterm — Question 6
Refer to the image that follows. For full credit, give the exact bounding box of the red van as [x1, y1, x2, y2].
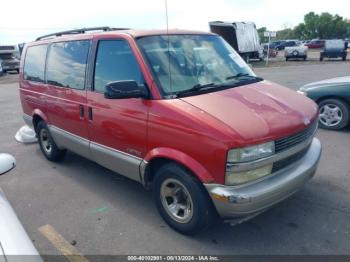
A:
[20, 27, 321, 234]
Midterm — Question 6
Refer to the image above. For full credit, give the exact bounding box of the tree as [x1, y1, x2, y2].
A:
[276, 28, 296, 40]
[257, 27, 268, 43]
[274, 12, 350, 40]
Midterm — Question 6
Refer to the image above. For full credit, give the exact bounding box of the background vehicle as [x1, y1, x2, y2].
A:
[305, 39, 325, 49]
[298, 76, 350, 130]
[209, 21, 262, 61]
[262, 44, 278, 57]
[320, 40, 347, 61]
[0, 61, 3, 76]
[0, 153, 42, 259]
[268, 40, 286, 50]
[285, 41, 308, 61]
[0, 45, 20, 73]
[275, 40, 299, 50]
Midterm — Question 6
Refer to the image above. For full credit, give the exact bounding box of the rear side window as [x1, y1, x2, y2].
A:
[24, 45, 48, 82]
[94, 40, 143, 93]
[47, 40, 90, 90]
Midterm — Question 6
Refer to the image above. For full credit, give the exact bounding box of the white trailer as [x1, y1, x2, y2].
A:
[209, 21, 263, 61]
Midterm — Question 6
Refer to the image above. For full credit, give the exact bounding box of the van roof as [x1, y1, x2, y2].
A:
[32, 28, 214, 45]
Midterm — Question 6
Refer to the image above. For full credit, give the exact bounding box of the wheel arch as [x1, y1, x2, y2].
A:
[141, 148, 215, 189]
[32, 109, 48, 133]
[316, 95, 350, 108]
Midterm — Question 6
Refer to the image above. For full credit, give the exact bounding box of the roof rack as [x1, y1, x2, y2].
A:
[35, 27, 129, 41]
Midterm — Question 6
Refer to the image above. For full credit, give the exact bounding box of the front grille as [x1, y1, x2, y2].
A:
[0, 46, 15, 50]
[272, 146, 310, 173]
[275, 120, 318, 153]
[272, 120, 318, 173]
[3, 61, 19, 67]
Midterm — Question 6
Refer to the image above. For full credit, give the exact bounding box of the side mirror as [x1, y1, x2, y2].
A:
[0, 153, 16, 176]
[104, 80, 148, 99]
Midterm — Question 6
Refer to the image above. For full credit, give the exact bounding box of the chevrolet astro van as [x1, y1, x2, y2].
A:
[20, 27, 322, 234]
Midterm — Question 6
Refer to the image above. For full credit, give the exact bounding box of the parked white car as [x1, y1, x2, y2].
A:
[0, 153, 42, 261]
[285, 42, 308, 61]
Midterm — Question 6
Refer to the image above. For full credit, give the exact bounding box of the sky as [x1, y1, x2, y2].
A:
[0, 0, 349, 44]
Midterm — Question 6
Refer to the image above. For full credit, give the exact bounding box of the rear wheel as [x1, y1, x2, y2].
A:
[318, 99, 349, 130]
[153, 163, 217, 235]
[37, 121, 66, 161]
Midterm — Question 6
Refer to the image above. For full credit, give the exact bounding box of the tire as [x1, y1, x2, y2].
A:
[320, 56, 323, 61]
[16, 69, 19, 74]
[153, 163, 217, 235]
[285, 57, 289, 61]
[318, 99, 350, 130]
[37, 121, 66, 161]
[342, 55, 346, 61]
[303, 56, 307, 61]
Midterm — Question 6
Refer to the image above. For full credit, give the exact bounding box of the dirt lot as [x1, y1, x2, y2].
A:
[0, 63, 349, 257]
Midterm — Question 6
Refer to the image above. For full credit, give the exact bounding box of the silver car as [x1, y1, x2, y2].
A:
[285, 41, 308, 61]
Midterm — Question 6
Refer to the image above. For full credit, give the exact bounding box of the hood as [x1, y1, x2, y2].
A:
[301, 76, 350, 90]
[181, 80, 318, 145]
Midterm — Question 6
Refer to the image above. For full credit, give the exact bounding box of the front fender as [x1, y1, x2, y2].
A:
[143, 147, 215, 183]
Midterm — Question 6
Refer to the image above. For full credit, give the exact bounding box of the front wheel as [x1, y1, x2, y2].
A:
[153, 163, 217, 235]
[37, 121, 66, 161]
[318, 99, 350, 130]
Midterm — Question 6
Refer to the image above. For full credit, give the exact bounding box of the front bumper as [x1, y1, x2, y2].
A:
[205, 138, 321, 219]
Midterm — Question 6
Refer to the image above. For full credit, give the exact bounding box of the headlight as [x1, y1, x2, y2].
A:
[227, 141, 274, 163]
[226, 142, 275, 185]
[297, 90, 307, 96]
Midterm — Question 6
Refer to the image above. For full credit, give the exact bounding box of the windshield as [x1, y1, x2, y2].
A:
[325, 40, 345, 49]
[137, 34, 257, 97]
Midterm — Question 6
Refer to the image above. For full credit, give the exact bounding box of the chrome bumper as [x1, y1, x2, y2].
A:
[205, 138, 322, 219]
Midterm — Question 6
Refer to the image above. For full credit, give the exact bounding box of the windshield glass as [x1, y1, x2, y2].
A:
[137, 34, 257, 97]
[325, 40, 344, 49]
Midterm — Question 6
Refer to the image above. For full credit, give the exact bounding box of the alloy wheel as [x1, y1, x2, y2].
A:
[319, 103, 343, 127]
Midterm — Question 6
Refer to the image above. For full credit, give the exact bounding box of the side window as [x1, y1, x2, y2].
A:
[94, 40, 143, 93]
[24, 45, 48, 82]
[47, 40, 90, 90]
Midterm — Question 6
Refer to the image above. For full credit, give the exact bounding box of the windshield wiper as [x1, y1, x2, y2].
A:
[173, 75, 264, 98]
[226, 73, 263, 81]
[175, 82, 219, 97]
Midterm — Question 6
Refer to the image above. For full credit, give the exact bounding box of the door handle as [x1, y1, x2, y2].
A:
[79, 105, 84, 119]
[88, 107, 93, 121]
